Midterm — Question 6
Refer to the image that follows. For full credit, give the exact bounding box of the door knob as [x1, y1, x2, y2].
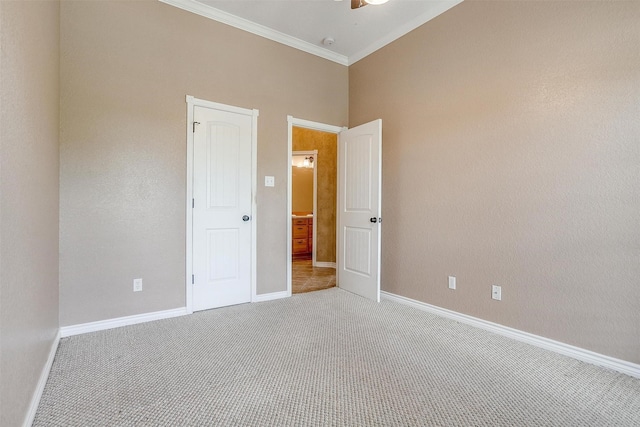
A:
[242, 215, 250, 222]
[370, 217, 377, 223]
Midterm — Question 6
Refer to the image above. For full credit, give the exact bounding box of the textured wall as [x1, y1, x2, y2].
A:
[350, 1, 640, 363]
[292, 167, 314, 213]
[293, 128, 338, 263]
[0, 1, 60, 425]
[59, 0, 348, 325]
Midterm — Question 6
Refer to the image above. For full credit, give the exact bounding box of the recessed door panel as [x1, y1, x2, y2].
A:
[207, 123, 239, 209]
[343, 226, 371, 277]
[345, 134, 372, 212]
[207, 229, 239, 282]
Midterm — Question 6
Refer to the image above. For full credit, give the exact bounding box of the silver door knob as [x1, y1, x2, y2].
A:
[242, 215, 250, 222]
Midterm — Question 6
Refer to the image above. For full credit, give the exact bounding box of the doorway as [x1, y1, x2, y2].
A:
[292, 150, 316, 261]
[291, 148, 336, 293]
[287, 116, 383, 301]
[287, 117, 343, 295]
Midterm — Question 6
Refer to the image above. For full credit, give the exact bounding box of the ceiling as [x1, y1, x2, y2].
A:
[160, 0, 463, 65]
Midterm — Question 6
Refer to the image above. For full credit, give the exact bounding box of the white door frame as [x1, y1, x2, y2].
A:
[292, 149, 318, 263]
[287, 116, 345, 297]
[186, 95, 258, 313]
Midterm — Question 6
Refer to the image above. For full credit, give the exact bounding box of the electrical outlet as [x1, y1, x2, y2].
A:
[492, 285, 501, 301]
[448, 276, 456, 290]
[133, 278, 143, 292]
[264, 176, 275, 187]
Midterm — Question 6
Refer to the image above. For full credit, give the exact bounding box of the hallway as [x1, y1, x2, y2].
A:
[292, 259, 336, 294]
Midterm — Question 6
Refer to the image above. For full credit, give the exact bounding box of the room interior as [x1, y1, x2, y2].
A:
[1, 0, 639, 425]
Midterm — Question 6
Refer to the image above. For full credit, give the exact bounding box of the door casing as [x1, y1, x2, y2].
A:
[186, 95, 258, 313]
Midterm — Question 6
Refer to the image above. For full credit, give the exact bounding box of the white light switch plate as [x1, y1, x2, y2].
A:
[265, 176, 275, 187]
[448, 276, 456, 290]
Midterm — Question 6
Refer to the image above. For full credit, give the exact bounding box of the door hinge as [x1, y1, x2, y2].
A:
[192, 198, 194, 208]
[193, 121, 200, 133]
[192, 274, 194, 284]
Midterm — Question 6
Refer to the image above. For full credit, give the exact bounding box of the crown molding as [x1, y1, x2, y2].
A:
[348, 0, 464, 64]
[159, 0, 349, 66]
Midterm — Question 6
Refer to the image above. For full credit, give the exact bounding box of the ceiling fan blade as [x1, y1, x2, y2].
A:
[351, 0, 367, 9]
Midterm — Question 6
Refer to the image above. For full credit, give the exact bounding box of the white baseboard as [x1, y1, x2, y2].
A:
[253, 290, 289, 302]
[381, 291, 640, 379]
[60, 307, 189, 338]
[314, 261, 336, 268]
[23, 329, 60, 427]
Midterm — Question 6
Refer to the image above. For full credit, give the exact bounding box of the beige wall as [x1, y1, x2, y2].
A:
[293, 128, 337, 263]
[4, 0, 636, 421]
[0, 1, 60, 425]
[292, 167, 314, 213]
[350, 1, 640, 363]
[59, 0, 348, 325]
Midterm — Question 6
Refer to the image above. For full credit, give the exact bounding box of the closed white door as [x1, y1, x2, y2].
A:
[337, 119, 382, 302]
[192, 105, 253, 311]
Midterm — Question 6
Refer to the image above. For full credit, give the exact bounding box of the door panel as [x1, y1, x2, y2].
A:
[344, 227, 371, 276]
[207, 229, 239, 281]
[345, 134, 372, 211]
[193, 105, 252, 311]
[206, 123, 239, 208]
[338, 119, 382, 302]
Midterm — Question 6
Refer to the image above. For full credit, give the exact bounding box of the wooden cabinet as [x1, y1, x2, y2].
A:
[292, 217, 313, 258]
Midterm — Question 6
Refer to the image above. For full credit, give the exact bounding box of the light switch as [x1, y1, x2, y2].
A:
[265, 176, 275, 187]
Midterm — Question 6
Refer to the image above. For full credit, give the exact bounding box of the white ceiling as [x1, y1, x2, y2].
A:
[160, 0, 463, 65]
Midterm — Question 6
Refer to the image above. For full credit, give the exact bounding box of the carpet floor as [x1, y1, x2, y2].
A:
[34, 288, 640, 426]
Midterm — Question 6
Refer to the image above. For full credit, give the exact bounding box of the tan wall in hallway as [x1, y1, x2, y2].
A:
[0, 1, 60, 425]
[59, 1, 348, 326]
[350, 1, 640, 363]
[292, 167, 314, 213]
[293, 128, 337, 263]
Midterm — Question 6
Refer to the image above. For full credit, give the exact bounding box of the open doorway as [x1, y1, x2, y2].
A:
[291, 148, 335, 294]
[287, 117, 343, 295]
[292, 150, 316, 260]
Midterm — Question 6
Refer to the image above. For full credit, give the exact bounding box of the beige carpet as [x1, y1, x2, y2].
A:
[34, 288, 640, 426]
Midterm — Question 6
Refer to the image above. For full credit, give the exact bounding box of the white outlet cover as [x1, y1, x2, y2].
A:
[265, 176, 275, 187]
[133, 278, 143, 292]
[448, 276, 456, 290]
[492, 285, 501, 301]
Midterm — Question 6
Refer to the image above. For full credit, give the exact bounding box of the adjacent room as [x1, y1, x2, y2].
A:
[1, 0, 639, 426]
[291, 126, 338, 294]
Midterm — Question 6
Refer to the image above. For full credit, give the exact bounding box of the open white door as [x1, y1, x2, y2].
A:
[337, 119, 382, 302]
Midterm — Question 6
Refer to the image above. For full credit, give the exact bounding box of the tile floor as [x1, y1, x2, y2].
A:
[292, 259, 336, 294]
